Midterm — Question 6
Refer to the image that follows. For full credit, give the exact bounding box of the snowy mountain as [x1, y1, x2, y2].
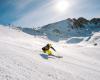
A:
[21, 18, 100, 45]
[0, 20, 100, 80]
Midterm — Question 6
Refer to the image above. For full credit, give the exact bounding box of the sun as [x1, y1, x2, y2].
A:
[55, 0, 70, 13]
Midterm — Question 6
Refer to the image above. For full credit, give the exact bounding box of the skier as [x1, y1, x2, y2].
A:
[42, 43, 56, 56]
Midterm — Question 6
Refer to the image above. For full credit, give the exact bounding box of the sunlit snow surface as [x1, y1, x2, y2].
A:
[0, 25, 100, 80]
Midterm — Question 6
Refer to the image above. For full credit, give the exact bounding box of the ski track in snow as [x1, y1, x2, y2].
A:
[0, 26, 100, 80]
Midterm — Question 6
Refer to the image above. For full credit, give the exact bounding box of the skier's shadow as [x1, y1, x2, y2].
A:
[40, 54, 48, 59]
[40, 54, 53, 59]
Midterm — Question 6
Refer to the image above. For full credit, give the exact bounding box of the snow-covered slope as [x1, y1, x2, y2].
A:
[88, 32, 100, 45]
[0, 25, 100, 80]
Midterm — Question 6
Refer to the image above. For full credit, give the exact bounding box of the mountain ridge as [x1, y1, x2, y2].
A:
[21, 17, 100, 42]
[7, 17, 100, 43]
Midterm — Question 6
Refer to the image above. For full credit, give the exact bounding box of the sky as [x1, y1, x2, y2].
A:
[0, 0, 100, 28]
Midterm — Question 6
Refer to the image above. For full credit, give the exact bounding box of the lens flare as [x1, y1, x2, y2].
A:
[55, 0, 70, 13]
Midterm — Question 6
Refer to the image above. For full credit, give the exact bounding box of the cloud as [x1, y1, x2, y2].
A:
[16, 0, 33, 9]
[13, 0, 55, 27]
[13, 0, 74, 27]
[12, 0, 100, 28]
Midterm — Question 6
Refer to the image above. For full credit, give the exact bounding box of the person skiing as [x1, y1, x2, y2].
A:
[42, 43, 56, 55]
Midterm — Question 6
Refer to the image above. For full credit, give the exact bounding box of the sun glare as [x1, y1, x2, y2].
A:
[55, 0, 70, 13]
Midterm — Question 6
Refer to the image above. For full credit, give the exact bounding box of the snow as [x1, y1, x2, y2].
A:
[22, 19, 100, 44]
[0, 25, 100, 80]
